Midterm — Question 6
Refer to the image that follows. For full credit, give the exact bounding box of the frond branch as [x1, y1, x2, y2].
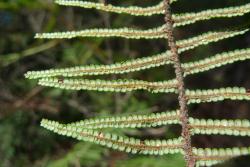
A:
[54, 0, 167, 16]
[183, 48, 250, 75]
[41, 119, 183, 155]
[54, 1, 250, 27]
[174, 3, 250, 26]
[69, 110, 180, 129]
[38, 78, 178, 93]
[26, 51, 172, 79]
[193, 147, 250, 166]
[187, 87, 250, 104]
[189, 118, 250, 136]
[25, 29, 249, 79]
[177, 29, 249, 52]
[37, 78, 250, 104]
[35, 25, 166, 39]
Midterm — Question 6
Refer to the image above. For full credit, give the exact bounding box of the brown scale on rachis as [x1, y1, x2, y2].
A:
[57, 77, 64, 84]
[103, 0, 108, 6]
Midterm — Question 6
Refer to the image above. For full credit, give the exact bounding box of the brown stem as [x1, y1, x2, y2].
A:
[163, 1, 196, 167]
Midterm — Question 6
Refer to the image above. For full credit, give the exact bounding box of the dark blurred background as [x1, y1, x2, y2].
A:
[0, 0, 250, 167]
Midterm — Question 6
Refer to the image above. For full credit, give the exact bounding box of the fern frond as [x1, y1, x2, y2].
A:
[54, 0, 168, 16]
[177, 28, 249, 52]
[183, 48, 250, 75]
[25, 51, 172, 79]
[35, 25, 165, 39]
[187, 87, 250, 104]
[193, 147, 250, 167]
[26, 0, 250, 165]
[38, 78, 178, 93]
[41, 119, 183, 155]
[173, 3, 250, 26]
[48, 112, 250, 137]
[54, 1, 250, 27]
[25, 29, 248, 79]
[69, 110, 180, 129]
[34, 22, 249, 40]
[189, 118, 250, 137]
[62, 114, 250, 137]
[195, 160, 224, 167]
[37, 78, 250, 103]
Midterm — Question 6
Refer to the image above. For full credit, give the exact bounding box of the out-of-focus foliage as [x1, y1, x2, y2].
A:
[115, 154, 185, 167]
[47, 143, 106, 167]
[0, 0, 250, 167]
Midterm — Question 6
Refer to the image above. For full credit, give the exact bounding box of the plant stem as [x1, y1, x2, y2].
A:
[0, 40, 59, 67]
[163, 1, 195, 166]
